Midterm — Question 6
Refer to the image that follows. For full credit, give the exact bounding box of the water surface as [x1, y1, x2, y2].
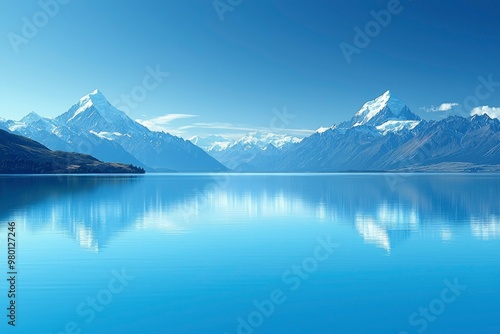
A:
[0, 174, 499, 334]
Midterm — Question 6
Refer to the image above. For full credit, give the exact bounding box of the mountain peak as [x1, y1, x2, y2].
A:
[347, 90, 418, 128]
[21, 111, 43, 124]
[78, 89, 109, 109]
[55, 88, 151, 137]
[59, 89, 122, 124]
[353, 90, 404, 119]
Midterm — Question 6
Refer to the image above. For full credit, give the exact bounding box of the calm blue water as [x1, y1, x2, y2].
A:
[0, 174, 499, 334]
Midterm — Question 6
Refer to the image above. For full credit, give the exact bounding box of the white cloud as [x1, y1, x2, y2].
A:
[136, 114, 198, 132]
[421, 103, 459, 113]
[470, 106, 500, 119]
[178, 122, 314, 137]
[135, 118, 314, 139]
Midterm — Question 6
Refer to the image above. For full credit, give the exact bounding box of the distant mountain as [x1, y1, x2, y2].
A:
[191, 131, 302, 170]
[0, 129, 144, 174]
[0, 118, 7, 131]
[189, 135, 233, 152]
[3, 89, 499, 173]
[236, 91, 500, 172]
[6, 90, 227, 172]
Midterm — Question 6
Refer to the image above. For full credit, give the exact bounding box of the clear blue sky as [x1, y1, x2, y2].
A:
[1, 0, 500, 138]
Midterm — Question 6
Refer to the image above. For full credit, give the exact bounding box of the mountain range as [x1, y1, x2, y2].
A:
[1, 89, 499, 173]
[1, 90, 226, 172]
[190, 132, 302, 170]
[192, 90, 500, 172]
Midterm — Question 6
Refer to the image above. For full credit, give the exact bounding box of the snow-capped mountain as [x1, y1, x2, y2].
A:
[189, 135, 233, 152]
[0, 117, 8, 131]
[57, 89, 147, 135]
[235, 90, 500, 172]
[232, 131, 302, 150]
[191, 131, 302, 170]
[3, 89, 499, 173]
[311, 91, 422, 141]
[349, 90, 419, 126]
[331, 90, 421, 133]
[7, 90, 227, 172]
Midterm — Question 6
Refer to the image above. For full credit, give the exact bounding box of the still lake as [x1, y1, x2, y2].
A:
[0, 173, 499, 334]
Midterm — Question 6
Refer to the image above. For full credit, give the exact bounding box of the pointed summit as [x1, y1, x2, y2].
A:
[345, 90, 419, 128]
[57, 89, 126, 124]
[77, 89, 111, 112]
[55, 89, 148, 135]
[21, 111, 43, 124]
[352, 90, 406, 126]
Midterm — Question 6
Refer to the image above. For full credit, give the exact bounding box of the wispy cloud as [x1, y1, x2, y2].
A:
[136, 114, 198, 132]
[471, 106, 500, 119]
[178, 122, 315, 137]
[135, 117, 314, 138]
[421, 103, 459, 113]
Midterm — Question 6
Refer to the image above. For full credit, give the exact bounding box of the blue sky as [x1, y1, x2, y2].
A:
[1, 0, 500, 138]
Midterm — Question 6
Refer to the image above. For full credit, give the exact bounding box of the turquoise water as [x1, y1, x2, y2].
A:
[0, 174, 499, 334]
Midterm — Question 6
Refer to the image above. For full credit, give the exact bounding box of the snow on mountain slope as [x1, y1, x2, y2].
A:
[314, 91, 421, 137]
[352, 90, 407, 126]
[335, 90, 422, 131]
[316, 126, 336, 134]
[189, 135, 233, 152]
[8, 89, 227, 172]
[202, 131, 302, 170]
[57, 89, 147, 136]
[375, 120, 421, 135]
[0, 118, 8, 131]
[231, 131, 301, 150]
[192, 132, 302, 153]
